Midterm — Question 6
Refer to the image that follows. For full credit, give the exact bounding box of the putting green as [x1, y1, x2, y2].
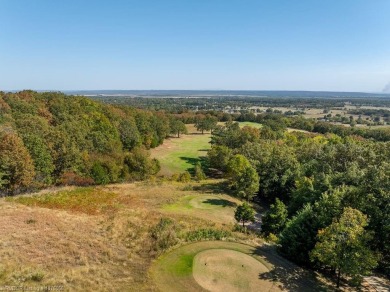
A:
[193, 249, 272, 292]
[150, 241, 282, 292]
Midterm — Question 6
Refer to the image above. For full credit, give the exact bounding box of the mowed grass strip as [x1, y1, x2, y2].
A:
[9, 188, 119, 215]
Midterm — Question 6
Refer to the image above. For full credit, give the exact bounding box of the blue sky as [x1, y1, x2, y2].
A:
[1, 0, 389, 92]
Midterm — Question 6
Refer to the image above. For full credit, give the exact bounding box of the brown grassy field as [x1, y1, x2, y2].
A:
[0, 180, 255, 291]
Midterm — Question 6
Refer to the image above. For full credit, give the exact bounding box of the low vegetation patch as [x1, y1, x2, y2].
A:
[184, 228, 231, 242]
[10, 188, 119, 215]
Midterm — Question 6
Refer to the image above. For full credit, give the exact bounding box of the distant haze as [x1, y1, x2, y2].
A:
[383, 82, 390, 93]
[63, 90, 390, 99]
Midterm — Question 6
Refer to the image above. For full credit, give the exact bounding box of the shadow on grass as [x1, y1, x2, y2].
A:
[179, 156, 202, 166]
[179, 156, 208, 175]
[202, 198, 237, 208]
[251, 245, 330, 292]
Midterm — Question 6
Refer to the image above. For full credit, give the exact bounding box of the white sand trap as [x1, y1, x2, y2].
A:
[193, 249, 277, 292]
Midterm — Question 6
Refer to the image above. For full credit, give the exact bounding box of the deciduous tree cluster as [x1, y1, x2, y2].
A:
[208, 121, 390, 285]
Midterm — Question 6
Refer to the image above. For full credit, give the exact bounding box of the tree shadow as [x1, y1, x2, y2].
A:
[179, 156, 208, 174]
[251, 245, 330, 292]
[179, 156, 202, 166]
[202, 198, 237, 207]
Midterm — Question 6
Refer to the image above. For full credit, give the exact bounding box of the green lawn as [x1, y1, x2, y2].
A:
[151, 133, 211, 175]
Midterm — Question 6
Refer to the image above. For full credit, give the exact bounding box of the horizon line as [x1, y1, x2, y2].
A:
[3, 89, 390, 95]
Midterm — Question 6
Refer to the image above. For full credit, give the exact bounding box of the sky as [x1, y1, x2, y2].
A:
[0, 0, 389, 92]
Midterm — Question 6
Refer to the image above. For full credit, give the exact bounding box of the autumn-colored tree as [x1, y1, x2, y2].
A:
[0, 132, 35, 194]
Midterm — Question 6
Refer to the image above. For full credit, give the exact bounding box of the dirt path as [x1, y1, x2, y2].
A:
[363, 276, 390, 292]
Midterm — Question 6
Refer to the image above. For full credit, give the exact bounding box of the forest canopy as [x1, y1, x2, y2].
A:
[207, 121, 390, 279]
[0, 90, 180, 194]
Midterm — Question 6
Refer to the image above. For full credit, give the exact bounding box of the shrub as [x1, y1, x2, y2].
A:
[194, 162, 206, 181]
[58, 172, 94, 186]
[90, 162, 110, 185]
[177, 171, 191, 182]
[150, 218, 178, 254]
[184, 228, 231, 241]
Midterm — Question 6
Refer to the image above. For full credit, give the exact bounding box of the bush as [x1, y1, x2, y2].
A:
[178, 171, 191, 182]
[194, 162, 206, 181]
[124, 147, 160, 180]
[90, 162, 110, 185]
[184, 228, 231, 241]
[150, 218, 178, 254]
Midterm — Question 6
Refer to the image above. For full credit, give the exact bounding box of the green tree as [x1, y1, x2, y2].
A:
[310, 207, 378, 287]
[279, 186, 347, 266]
[0, 170, 8, 188]
[234, 202, 256, 229]
[195, 116, 218, 134]
[119, 118, 141, 150]
[207, 145, 232, 172]
[226, 154, 259, 201]
[261, 198, 288, 235]
[170, 119, 188, 138]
